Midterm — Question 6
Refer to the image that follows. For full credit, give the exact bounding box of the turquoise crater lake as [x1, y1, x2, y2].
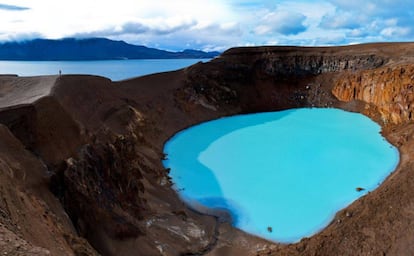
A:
[162, 108, 399, 243]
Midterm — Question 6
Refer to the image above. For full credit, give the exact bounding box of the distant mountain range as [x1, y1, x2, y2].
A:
[0, 38, 221, 60]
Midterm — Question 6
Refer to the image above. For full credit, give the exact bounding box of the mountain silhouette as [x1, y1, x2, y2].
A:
[0, 38, 220, 60]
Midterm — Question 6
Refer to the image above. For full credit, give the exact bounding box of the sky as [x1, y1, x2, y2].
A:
[0, 0, 413, 51]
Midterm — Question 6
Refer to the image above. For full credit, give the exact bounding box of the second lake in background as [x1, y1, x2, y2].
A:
[0, 59, 210, 81]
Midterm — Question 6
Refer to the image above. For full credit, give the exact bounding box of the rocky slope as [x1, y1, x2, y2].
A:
[1, 43, 414, 255]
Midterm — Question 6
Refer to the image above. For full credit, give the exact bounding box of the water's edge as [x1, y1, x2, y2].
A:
[163, 108, 400, 243]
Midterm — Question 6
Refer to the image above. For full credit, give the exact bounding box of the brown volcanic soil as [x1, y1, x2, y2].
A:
[1, 43, 414, 255]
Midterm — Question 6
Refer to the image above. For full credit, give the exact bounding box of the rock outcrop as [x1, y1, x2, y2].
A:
[2, 43, 414, 255]
[333, 65, 414, 124]
[221, 46, 387, 75]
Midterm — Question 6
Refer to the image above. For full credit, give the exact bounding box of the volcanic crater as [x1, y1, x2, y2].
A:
[1, 43, 414, 255]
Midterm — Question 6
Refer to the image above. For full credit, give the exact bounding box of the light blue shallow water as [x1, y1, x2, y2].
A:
[0, 59, 209, 81]
[163, 108, 399, 243]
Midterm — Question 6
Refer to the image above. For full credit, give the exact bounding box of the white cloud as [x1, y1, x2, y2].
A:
[0, 0, 235, 38]
[315, 0, 414, 45]
[0, 3, 29, 11]
[254, 10, 307, 35]
[381, 27, 411, 38]
[0, 0, 414, 50]
[320, 12, 363, 29]
[347, 29, 369, 38]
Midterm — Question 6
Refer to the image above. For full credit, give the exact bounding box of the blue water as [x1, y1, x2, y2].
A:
[0, 59, 209, 81]
[163, 108, 399, 243]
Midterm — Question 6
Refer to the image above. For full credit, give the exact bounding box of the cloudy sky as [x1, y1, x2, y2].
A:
[0, 0, 413, 51]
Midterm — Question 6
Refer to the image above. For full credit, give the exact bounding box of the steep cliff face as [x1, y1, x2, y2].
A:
[181, 45, 393, 115]
[222, 47, 386, 75]
[333, 65, 414, 125]
[191, 45, 414, 127]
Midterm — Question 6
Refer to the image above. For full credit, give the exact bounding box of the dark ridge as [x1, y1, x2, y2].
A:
[0, 37, 221, 60]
